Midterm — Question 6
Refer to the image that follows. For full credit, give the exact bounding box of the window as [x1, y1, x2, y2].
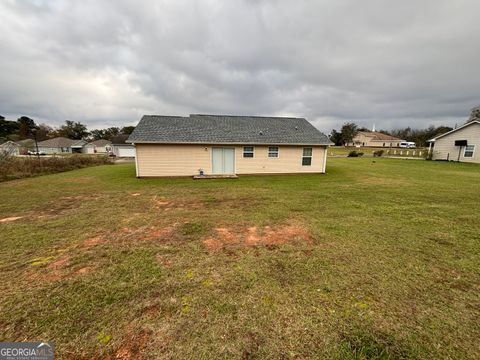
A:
[268, 146, 279, 158]
[464, 145, 475, 158]
[302, 148, 312, 166]
[243, 146, 254, 158]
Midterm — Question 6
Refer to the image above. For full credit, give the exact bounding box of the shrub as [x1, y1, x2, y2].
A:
[348, 151, 364, 157]
[373, 150, 384, 157]
[0, 155, 112, 182]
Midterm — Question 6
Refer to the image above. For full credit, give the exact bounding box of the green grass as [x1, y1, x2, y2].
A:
[0, 158, 479, 359]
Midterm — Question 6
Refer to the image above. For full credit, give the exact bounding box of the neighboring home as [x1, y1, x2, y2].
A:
[84, 139, 112, 154]
[428, 121, 480, 163]
[36, 137, 87, 154]
[349, 131, 405, 147]
[111, 134, 136, 157]
[0, 141, 21, 156]
[127, 114, 332, 177]
[16, 139, 35, 154]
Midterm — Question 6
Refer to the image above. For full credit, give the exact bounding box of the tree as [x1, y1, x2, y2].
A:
[17, 116, 37, 139]
[56, 120, 89, 140]
[0, 118, 19, 138]
[329, 129, 343, 146]
[35, 123, 53, 141]
[0, 115, 5, 120]
[89, 127, 120, 141]
[340, 122, 358, 145]
[468, 106, 480, 123]
[121, 126, 135, 135]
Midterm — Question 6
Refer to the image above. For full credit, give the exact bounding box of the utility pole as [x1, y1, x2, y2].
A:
[33, 129, 40, 159]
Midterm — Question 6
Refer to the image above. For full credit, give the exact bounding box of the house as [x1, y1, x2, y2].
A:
[36, 137, 87, 154]
[36, 137, 75, 154]
[84, 139, 112, 154]
[91, 139, 112, 153]
[127, 114, 332, 177]
[0, 141, 21, 156]
[16, 139, 35, 154]
[349, 131, 405, 147]
[111, 134, 136, 157]
[428, 121, 480, 163]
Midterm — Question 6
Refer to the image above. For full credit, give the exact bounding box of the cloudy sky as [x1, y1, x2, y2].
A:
[0, 0, 479, 133]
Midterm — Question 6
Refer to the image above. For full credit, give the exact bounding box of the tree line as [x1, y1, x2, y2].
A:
[0, 115, 135, 142]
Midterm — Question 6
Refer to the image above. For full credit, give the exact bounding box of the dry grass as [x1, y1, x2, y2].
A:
[0, 158, 479, 359]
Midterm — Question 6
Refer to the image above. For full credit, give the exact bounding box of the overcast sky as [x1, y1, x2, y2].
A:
[1, 0, 479, 133]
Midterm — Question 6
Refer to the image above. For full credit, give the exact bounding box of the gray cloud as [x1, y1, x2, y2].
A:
[0, 0, 479, 132]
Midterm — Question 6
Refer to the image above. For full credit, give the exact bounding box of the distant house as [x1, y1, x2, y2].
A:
[36, 137, 87, 154]
[127, 114, 332, 177]
[349, 131, 405, 147]
[90, 139, 112, 153]
[84, 139, 112, 154]
[428, 121, 480, 163]
[111, 134, 135, 157]
[0, 141, 21, 156]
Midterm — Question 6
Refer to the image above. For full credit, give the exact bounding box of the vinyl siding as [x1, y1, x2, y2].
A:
[432, 123, 480, 163]
[135, 144, 327, 177]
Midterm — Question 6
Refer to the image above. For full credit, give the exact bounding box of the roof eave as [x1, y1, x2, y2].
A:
[127, 140, 332, 146]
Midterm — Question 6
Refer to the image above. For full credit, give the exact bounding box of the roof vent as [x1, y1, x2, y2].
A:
[295, 126, 298, 130]
[259, 131, 263, 135]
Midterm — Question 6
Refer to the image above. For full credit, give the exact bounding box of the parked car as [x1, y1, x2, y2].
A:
[27, 150, 46, 156]
[399, 142, 416, 148]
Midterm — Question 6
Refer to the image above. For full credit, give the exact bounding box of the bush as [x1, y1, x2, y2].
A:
[373, 150, 384, 157]
[0, 155, 112, 182]
[348, 151, 364, 157]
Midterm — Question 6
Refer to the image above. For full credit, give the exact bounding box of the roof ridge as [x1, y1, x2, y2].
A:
[190, 114, 305, 120]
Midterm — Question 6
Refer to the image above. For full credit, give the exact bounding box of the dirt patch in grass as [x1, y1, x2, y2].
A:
[82, 236, 106, 248]
[109, 328, 152, 360]
[48, 256, 71, 269]
[0, 216, 23, 223]
[203, 222, 313, 251]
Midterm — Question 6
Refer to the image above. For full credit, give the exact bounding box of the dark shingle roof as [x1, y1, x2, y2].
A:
[37, 137, 77, 148]
[90, 139, 112, 146]
[128, 114, 331, 145]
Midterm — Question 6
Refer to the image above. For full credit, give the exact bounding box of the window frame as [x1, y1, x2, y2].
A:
[268, 146, 279, 158]
[464, 144, 475, 158]
[302, 147, 313, 166]
[243, 146, 254, 158]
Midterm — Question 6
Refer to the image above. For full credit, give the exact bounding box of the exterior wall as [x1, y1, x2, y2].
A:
[37, 146, 72, 154]
[351, 133, 403, 147]
[135, 144, 328, 177]
[113, 144, 135, 157]
[432, 123, 480, 163]
[83, 145, 95, 154]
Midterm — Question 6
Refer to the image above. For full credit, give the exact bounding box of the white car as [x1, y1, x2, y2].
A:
[399, 142, 416, 148]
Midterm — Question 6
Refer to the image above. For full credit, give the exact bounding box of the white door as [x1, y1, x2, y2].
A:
[212, 148, 235, 174]
[118, 147, 136, 157]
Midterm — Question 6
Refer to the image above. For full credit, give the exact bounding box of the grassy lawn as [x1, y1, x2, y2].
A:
[0, 158, 479, 359]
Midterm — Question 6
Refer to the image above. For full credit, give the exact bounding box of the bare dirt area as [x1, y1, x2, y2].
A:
[203, 222, 313, 251]
[108, 328, 152, 360]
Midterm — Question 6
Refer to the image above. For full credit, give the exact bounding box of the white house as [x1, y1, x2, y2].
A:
[428, 121, 480, 163]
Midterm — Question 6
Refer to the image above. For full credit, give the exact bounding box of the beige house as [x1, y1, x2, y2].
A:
[428, 121, 480, 163]
[128, 114, 332, 177]
[350, 131, 405, 147]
